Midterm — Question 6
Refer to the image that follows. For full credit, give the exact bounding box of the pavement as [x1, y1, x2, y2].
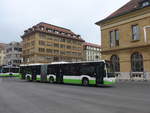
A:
[0, 78, 150, 113]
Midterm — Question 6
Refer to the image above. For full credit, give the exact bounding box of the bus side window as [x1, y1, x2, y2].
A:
[61, 64, 77, 76]
[47, 66, 56, 75]
[79, 64, 95, 77]
[61, 65, 71, 75]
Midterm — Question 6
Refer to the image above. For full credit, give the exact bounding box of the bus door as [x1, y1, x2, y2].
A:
[96, 63, 104, 84]
[47, 64, 62, 83]
[56, 64, 63, 83]
[41, 65, 47, 82]
[20, 66, 26, 79]
[31, 66, 38, 81]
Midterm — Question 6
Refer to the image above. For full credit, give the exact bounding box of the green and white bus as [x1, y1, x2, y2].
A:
[20, 60, 116, 86]
[0, 65, 21, 77]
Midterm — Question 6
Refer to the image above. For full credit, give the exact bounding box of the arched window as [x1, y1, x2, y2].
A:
[131, 52, 143, 72]
[110, 55, 120, 72]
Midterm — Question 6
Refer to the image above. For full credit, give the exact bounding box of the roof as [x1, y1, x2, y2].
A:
[37, 22, 75, 35]
[22, 22, 85, 42]
[0, 43, 7, 49]
[84, 42, 101, 48]
[96, 0, 149, 24]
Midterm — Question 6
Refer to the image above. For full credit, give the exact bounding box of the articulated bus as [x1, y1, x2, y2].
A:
[20, 60, 116, 86]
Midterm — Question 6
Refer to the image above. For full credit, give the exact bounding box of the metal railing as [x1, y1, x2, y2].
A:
[115, 71, 149, 81]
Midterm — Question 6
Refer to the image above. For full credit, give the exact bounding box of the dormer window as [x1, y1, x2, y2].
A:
[55, 31, 59, 34]
[39, 26, 44, 30]
[142, 1, 149, 7]
[141, 0, 150, 7]
[24, 30, 28, 34]
[61, 32, 65, 35]
[46, 28, 52, 32]
[67, 34, 71, 36]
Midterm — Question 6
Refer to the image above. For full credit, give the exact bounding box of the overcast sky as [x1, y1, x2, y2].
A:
[0, 0, 130, 45]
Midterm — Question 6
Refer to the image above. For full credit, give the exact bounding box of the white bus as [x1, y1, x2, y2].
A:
[20, 60, 116, 86]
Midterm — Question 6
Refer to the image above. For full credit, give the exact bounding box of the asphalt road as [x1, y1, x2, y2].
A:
[0, 78, 150, 113]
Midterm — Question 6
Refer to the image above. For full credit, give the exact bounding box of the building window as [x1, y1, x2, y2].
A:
[54, 50, 59, 54]
[60, 38, 65, 42]
[131, 52, 143, 72]
[132, 25, 140, 41]
[39, 33, 46, 38]
[60, 44, 65, 49]
[67, 45, 71, 49]
[67, 39, 71, 43]
[54, 43, 59, 48]
[47, 42, 53, 47]
[39, 48, 45, 52]
[53, 37, 59, 41]
[60, 51, 65, 55]
[46, 49, 52, 53]
[110, 55, 120, 72]
[110, 30, 119, 47]
[31, 41, 35, 46]
[39, 40, 45, 46]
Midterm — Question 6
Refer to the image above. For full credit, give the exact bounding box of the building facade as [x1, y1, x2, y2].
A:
[83, 42, 101, 61]
[21, 22, 85, 64]
[0, 43, 7, 66]
[4, 42, 22, 66]
[96, 0, 150, 80]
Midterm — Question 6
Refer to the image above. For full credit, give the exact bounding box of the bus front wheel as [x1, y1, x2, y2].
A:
[49, 77, 54, 83]
[82, 78, 89, 86]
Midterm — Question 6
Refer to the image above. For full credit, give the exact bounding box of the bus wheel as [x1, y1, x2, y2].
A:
[27, 76, 31, 81]
[49, 77, 54, 83]
[82, 78, 89, 86]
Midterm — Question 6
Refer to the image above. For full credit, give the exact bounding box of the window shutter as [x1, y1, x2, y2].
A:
[136, 26, 140, 40]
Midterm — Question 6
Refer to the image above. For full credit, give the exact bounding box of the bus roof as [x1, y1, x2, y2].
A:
[20, 60, 107, 66]
[20, 63, 44, 66]
[49, 60, 106, 65]
[2, 65, 19, 68]
[51, 61, 69, 64]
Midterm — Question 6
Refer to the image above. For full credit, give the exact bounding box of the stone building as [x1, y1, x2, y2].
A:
[96, 0, 150, 80]
[83, 42, 101, 61]
[21, 22, 85, 64]
[0, 43, 7, 66]
[4, 42, 22, 66]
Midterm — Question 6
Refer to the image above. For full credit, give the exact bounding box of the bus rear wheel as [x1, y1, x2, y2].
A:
[82, 78, 89, 86]
[49, 77, 54, 83]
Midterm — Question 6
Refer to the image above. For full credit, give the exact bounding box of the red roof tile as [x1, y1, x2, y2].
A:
[37, 22, 76, 35]
[0, 43, 7, 49]
[84, 42, 101, 48]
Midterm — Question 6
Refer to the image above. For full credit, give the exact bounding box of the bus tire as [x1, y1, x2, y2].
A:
[27, 76, 31, 81]
[82, 78, 89, 86]
[49, 77, 54, 83]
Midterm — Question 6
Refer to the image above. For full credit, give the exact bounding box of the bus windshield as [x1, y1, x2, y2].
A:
[106, 62, 115, 77]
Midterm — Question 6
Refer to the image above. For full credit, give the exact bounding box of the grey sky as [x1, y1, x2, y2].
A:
[0, 0, 130, 45]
